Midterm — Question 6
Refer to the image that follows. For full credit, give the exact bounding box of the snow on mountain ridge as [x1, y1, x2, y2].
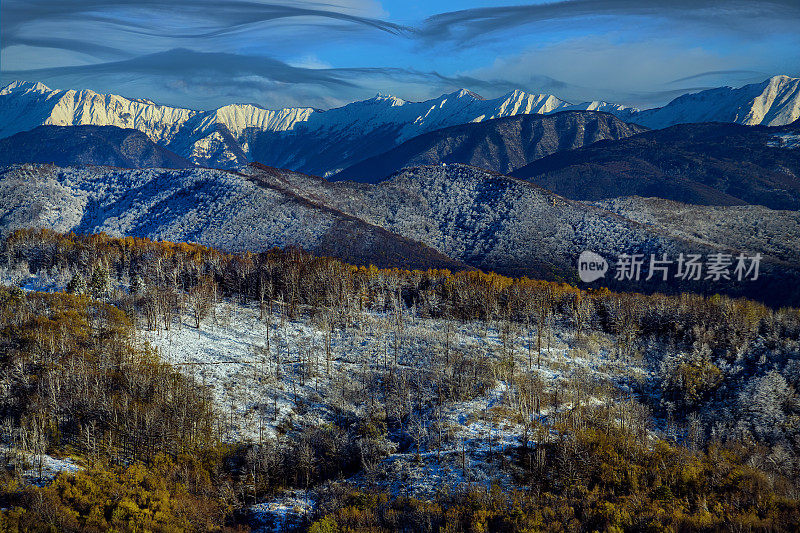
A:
[634, 75, 800, 129]
[0, 80, 52, 95]
[197, 104, 316, 138]
[1, 83, 198, 144]
[745, 75, 800, 125]
[2, 76, 798, 173]
[0, 79, 641, 175]
[0, 79, 630, 146]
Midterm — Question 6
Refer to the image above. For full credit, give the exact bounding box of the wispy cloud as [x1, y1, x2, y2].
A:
[463, 34, 790, 108]
[3, 48, 360, 89]
[668, 70, 768, 84]
[5, 36, 129, 59]
[417, 1, 800, 45]
[1, 0, 798, 109]
[0, 0, 417, 106]
[2, 47, 555, 108]
[2, 0, 407, 42]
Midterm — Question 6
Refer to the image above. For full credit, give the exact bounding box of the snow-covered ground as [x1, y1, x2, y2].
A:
[142, 299, 648, 531]
[145, 301, 638, 442]
[0, 269, 650, 527]
[1, 446, 81, 487]
[143, 303, 332, 443]
[250, 491, 314, 533]
[0, 269, 650, 515]
[768, 133, 800, 149]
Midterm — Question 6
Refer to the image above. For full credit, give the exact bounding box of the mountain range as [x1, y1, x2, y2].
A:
[0, 81, 630, 175]
[5, 114, 798, 212]
[633, 75, 800, 129]
[2, 75, 800, 175]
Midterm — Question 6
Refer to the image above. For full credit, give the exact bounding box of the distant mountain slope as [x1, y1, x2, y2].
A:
[511, 122, 800, 210]
[244, 164, 722, 277]
[331, 111, 647, 183]
[633, 75, 800, 129]
[0, 125, 194, 169]
[0, 164, 468, 271]
[594, 196, 800, 267]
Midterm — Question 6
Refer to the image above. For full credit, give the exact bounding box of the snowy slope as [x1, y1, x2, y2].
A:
[0, 164, 335, 251]
[0, 164, 467, 271]
[633, 75, 800, 129]
[242, 163, 800, 305]
[245, 164, 715, 278]
[0, 161, 695, 280]
[594, 196, 800, 266]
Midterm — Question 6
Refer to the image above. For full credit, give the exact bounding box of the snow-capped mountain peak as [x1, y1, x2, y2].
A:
[443, 88, 483, 100]
[745, 75, 800, 125]
[0, 80, 53, 95]
[0, 80, 198, 144]
[368, 93, 407, 106]
[200, 104, 315, 137]
[633, 74, 800, 129]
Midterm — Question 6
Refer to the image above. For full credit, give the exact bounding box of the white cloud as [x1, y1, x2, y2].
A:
[287, 55, 334, 70]
[466, 35, 786, 107]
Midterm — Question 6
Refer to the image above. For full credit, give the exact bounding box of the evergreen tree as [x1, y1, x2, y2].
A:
[66, 272, 87, 295]
[130, 273, 145, 295]
[89, 264, 111, 297]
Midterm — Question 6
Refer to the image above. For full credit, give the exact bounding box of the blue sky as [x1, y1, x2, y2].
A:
[2, 0, 799, 110]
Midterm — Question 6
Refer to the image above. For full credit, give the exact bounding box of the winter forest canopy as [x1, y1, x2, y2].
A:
[0, 229, 799, 531]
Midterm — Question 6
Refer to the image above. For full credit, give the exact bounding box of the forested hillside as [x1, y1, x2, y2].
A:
[331, 111, 646, 182]
[0, 125, 195, 169]
[511, 122, 800, 210]
[1, 230, 799, 532]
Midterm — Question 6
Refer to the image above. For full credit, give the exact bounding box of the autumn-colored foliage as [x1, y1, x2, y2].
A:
[309, 427, 800, 532]
[1, 455, 240, 532]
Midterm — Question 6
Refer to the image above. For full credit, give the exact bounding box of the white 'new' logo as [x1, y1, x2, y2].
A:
[578, 251, 608, 282]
